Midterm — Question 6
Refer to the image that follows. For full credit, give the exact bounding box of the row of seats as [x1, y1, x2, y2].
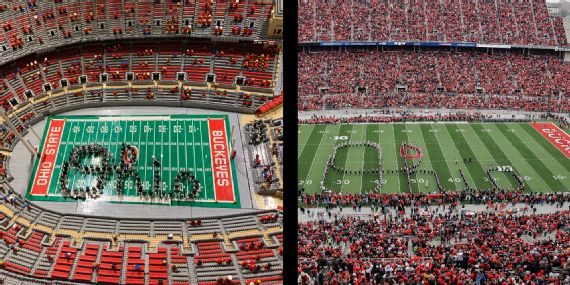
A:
[300, 92, 570, 114]
[0, 196, 283, 285]
[0, 0, 274, 59]
[245, 119, 282, 195]
[0, 199, 279, 239]
[0, 40, 278, 106]
[298, 49, 570, 111]
[298, 0, 569, 46]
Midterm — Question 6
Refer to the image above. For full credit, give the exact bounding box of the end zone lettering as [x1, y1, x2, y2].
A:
[208, 118, 235, 202]
[532, 122, 570, 159]
[31, 120, 65, 195]
[212, 130, 230, 186]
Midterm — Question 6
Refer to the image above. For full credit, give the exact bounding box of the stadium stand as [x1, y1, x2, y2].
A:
[0, 0, 275, 62]
[298, 49, 570, 112]
[298, 207, 570, 284]
[0, 0, 284, 284]
[297, 0, 570, 47]
[244, 118, 283, 195]
[0, 191, 283, 285]
[0, 39, 280, 178]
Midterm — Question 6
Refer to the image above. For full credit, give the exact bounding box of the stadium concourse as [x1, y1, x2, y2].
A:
[297, 0, 570, 284]
[0, 0, 284, 284]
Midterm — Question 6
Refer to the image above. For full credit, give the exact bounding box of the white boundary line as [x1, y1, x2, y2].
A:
[304, 125, 340, 192]
[297, 125, 314, 160]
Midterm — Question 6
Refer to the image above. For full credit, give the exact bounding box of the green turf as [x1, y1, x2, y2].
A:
[27, 114, 240, 208]
[298, 122, 570, 194]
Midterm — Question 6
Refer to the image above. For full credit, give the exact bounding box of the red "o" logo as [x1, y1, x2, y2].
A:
[400, 145, 423, 160]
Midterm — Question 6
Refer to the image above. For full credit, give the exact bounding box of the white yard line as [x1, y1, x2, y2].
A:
[183, 120, 189, 197]
[442, 124, 477, 189]
[464, 124, 510, 188]
[297, 125, 314, 160]
[123, 120, 130, 195]
[114, 121, 121, 193]
[340, 125, 356, 193]
[175, 120, 180, 190]
[411, 125, 438, 192]
[401, 124, 412, 192]
[168, 119, 172, 196]
[139, 121, 146, 192]
[199, 120, 208, 200]
[358, 125, 367, 194]
[60, 121, 75, 194]
[427, 124, 462, 190]
[82, 120, 95, 190]
[79, 121, 88, 189]
[107, 121, 116, 195]
[512, 124, 570, 190]
[160, 119, 165, 198]
[153, 121, 158, 195]
[303, 125, 340, 190]
[485, 124, 547, 190]
[386, 125, 400, 193]
[191, 120, 200, 199]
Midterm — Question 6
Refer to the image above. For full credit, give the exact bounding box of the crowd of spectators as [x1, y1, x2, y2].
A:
[299, 111, 569, 127]
[298, 50, 570, 112]
[299, 189, 570, 209]
[298, 208, 570, 284]
[297, 0, 569, 47]
[299, 112, 492, 124]
[299, 93, 570, 113]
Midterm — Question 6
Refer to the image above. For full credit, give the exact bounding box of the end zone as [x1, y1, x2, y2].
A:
[30, 119, 65, 196]
[531, 122, 570, 159]
[208, 118, 236, 203]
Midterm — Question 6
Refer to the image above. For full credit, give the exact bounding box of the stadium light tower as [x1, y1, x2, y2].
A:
[0, 109, 38, 156]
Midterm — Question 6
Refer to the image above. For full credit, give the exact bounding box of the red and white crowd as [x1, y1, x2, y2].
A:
[298, 0, 569, 47]
[298, 50, 570, 113]
[298, 209, 570, 284]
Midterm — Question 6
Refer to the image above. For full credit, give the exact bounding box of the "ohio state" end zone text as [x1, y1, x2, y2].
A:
[31, 119, 65, 195]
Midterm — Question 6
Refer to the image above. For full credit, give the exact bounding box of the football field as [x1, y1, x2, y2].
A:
[27, 114, 240, 208]
[298, 122, 570, 194]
